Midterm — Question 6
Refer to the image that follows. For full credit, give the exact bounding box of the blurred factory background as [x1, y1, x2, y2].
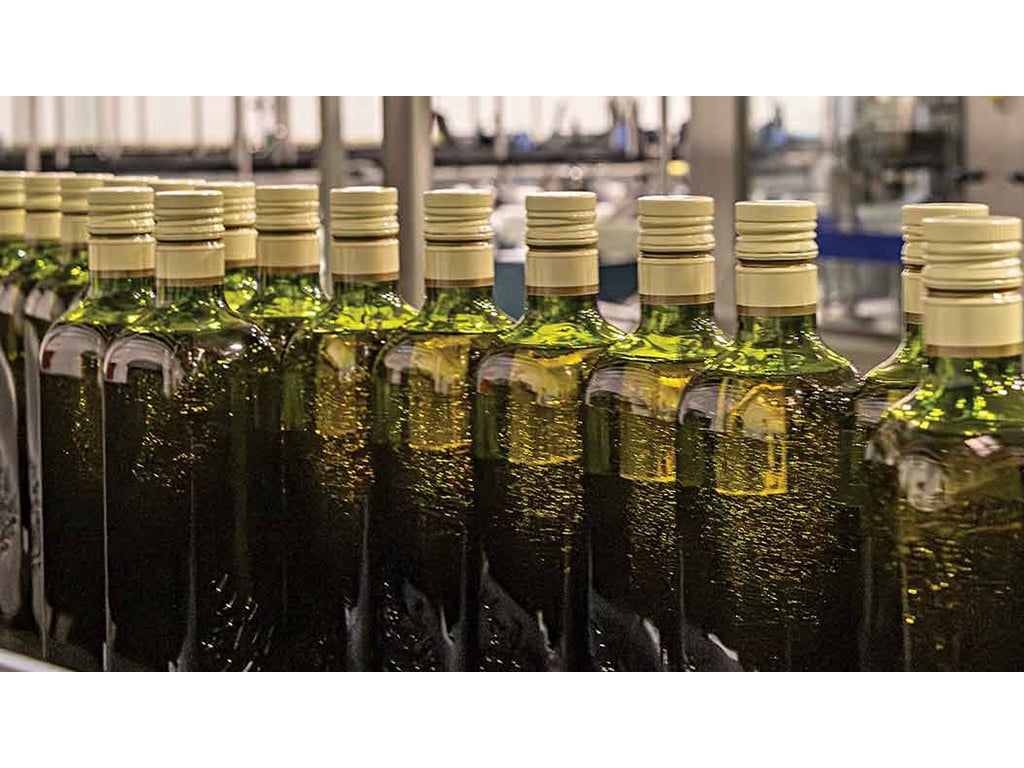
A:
[3, 95, 1022, 371]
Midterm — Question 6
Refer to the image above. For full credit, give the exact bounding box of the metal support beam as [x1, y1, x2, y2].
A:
[26, 96, 41, 172]
[659, 96, 670, 194]
[232, 96, 252, 177]
[318, 96, 347, 223]
[383, 96, 433, 306]
[688, 96, 747, 333]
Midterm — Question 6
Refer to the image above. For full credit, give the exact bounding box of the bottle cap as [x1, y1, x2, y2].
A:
[425, 188, 494, 242]
[637, 195, 714, 253]
[330, 186, 398, 238]
[155, 190, 225, 242]
[922, 215, 1023, 292]
[86, 187, 156, 275]
[150, 178, 203, 193]
[0, 171, 27, 209]
[525, 191, 598, 247]
[60, 173, 114, 214]
[735, 200, 817, 261]
[25, 173, 62, 212]
[104, 175, 160, 187]
[902, 202, 989, 267]
[256, 184, 320, 232]
[198, 180, 256, 228]
[87, 187, 155, 236]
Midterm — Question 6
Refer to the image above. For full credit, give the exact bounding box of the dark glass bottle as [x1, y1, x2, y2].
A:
[279, 186, 415, 670]
[371, 188, 512, 671]
[583, 195, 730, 671]
[38, 186, 155, 670]
[0, 172, 63, 655]
[865, 215, 1024, 671]
[0, 170, 29, 652]
[239, 184, 330, 355]
[103, 190, 281, 671]
[474, 191, 624, 671]
[677, 200, 860, 671]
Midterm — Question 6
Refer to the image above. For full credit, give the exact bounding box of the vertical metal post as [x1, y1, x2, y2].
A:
[688, 96, 748, 333]
[383, 96, 433, 306]
[192, 96, 204, 154]
[659, 96, 670, 194]
[494, 96, 508, 163]
[137, 96, 148, 145]
[318, 96, 347, 224]
[54, 96, 69, 169]
[232, 96, 252, 177]
[25, 96, 41, 171]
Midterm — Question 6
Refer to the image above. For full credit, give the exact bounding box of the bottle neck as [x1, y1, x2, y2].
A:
[255, 267, 324, 300]
[523, 292, 602, 324]
[734, 312, 818, 345]
[88, 272, 155, 301]
[156, 280, 227, 310]
[331, 276, 402, 308]
[419, 284, 495, 317]
[636, 301, 716, 337]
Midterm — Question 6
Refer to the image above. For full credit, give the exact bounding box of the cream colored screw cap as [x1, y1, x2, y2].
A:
[735, 200, 817, 261]
[638, 195, 714, 253]
[155, 190, 225, 242]
[256, 184, 320, 232]
[0, 171, 26, 209]
[425, 188, 494, 242]
[198, 181, 256, 228]
[902, 202, 988, 267]
[922, 215, 1022, 292]
[104, 175, 160, 187]
[87, 187, 155, 236]
[150, 178, 203, 193]
[330, 186, 398, 238]
[526, 191, 597, 247]
[25, 173, 62, 212]
[60, 173, 114, 214]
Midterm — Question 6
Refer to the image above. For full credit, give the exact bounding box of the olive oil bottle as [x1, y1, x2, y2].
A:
[583, 195, 730, 671]
[199, 181, 257, 310]
[855, 203, 988, 426]
[279, 186, 415, 670]
[372, 188, 511, 671]
[677, 200, 860, 671]
[103, 190, 281, 671]
[0, 170, 29, 651]
[865, 215, 1024, 671]
[149, 178, 202, 193]
[474, 191, 624, 671]
[38, 186, 156, 670]
[240, 184, 330, 354]
[0, 172, 64, 654]
[103, 176, 160, 188]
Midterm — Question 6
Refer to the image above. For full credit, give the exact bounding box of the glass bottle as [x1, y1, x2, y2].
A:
[583, 195, 730, 671]
[0, 172, 63, 654]
[677, 200, 861, 671]
[38, 186, 155, 670]
[473, 191, 624, 671]
[199, 181, 257, 310]
[855, 203, 988, 426]
[239, 184, 330, 354]
[0, 170, 28, 652]
[372, 188, 512, 671]
[865, 215, 1024, 671]
[277, 186, 415, 670]
[103, 190, 281, 671]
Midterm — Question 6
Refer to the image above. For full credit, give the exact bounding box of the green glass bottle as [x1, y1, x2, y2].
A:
[583, 195, 730, 671]
[0, 172, 64, 654]
[855, 203, 988, 426]
[103, 190, 282, 671]
[677, 200, 860, 671]
[199, 181, 257, 310]
[372, 188, 511, 671]
[279, 185, 415, 670]
[240, 184, 330, 354]
[0, 170, 29, 652]
[38, 186, 155, 670]
[473, 191, 624, 671]
[865, 215, 1024, 671]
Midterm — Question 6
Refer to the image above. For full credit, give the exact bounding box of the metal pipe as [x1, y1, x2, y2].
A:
[54, 96, 69, 169]
[232, 96, 252, 177]
[659, 96, 670, 194]
[26, 96, 41, 171]
[192, 96, 203, 154]
[318, 96, 347, 224]
[382, 96, 433, 306]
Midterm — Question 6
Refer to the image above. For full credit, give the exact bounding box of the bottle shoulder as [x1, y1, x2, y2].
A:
[876, 376, 1024, 439]
[497, 308, 625, 349]
[697, 331, 858, 382]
